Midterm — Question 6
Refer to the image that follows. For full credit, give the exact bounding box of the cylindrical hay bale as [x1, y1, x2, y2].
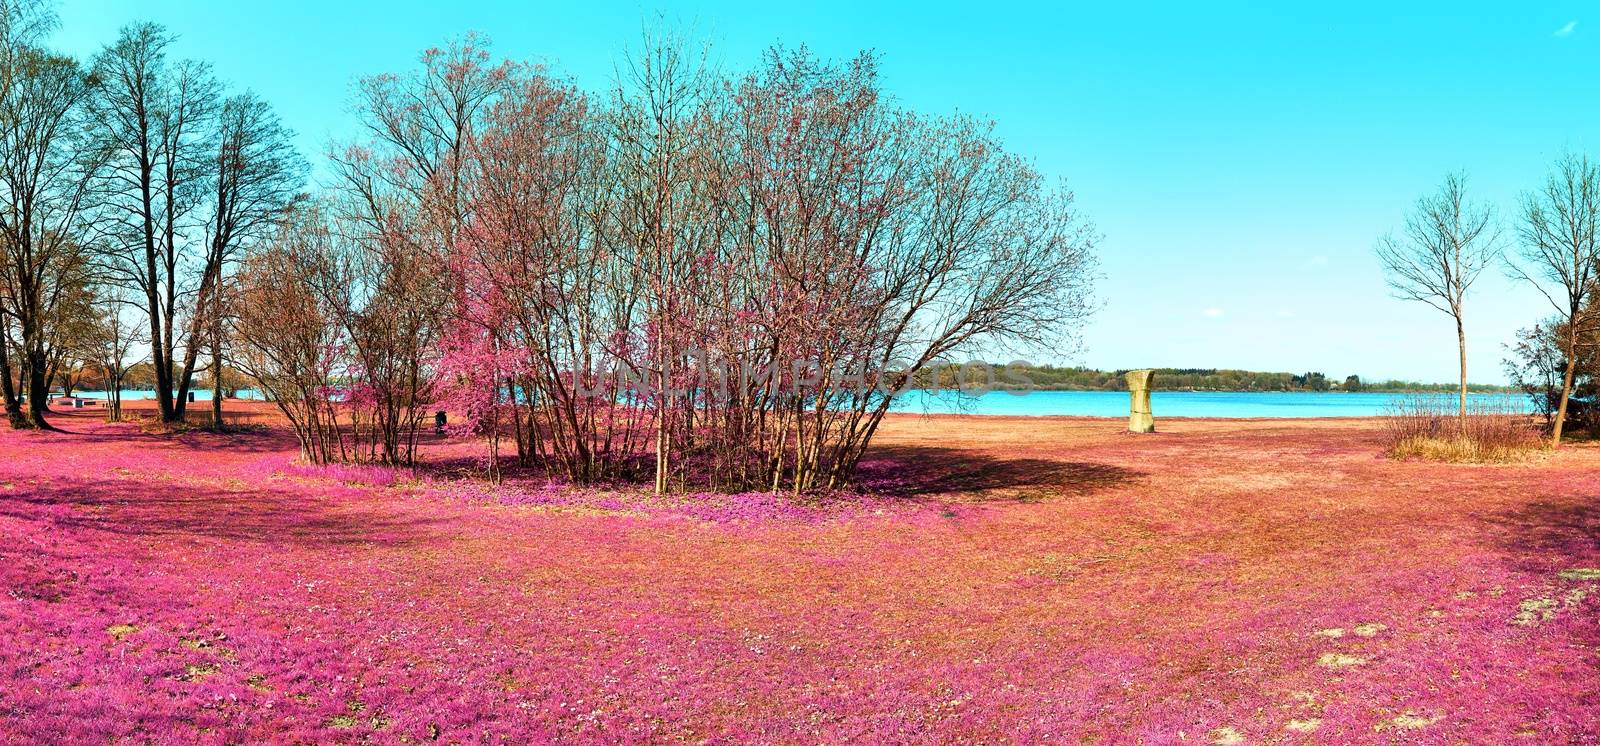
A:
[1126, 369, 1156, 433]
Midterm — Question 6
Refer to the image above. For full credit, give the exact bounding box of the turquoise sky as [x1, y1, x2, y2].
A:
[52, 1, 1596, 383]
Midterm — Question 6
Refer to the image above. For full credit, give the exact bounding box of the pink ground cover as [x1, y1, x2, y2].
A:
[1, 412, 1598, 743]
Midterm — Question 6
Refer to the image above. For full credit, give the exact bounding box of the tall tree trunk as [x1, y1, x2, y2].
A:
[110, 374, 123, 422]
[24, 346, 49, 429]
[1552, 332, 1579, 446]
[174, 363, 194, 419]
[0, 341, 24, 429]
[147, 298, 172, 422]
[171, 303, 191, 422]
[209, 263, 225, 431]
[654, 364, 669, 495]
[175, 269, 220, 424]
[172, 309, 203, 425]
[1455, 313, 1468, 424]
[164, 153, 185, 424]
[210, 337, 224, 431]
[18, 309, 51, 429]
[142, 173, 175, 424]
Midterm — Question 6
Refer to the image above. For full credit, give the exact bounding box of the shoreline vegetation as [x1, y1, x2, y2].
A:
[913, 364, 1517, 393]
[51, 368, 1519, 402]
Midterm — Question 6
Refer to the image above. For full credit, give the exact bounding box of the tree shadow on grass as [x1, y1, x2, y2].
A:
[0, 476, 445, 548]
[1481, 498, 1600, 572]
[37, 411, 299, 455]
[853, 445, 1144, 500]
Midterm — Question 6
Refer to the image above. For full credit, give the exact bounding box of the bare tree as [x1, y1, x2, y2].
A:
[0, 10, 101, 429]
[1376, 173, 1502, 421]
[0, 0, 51, 55]
[744, 51, 1096, 491]
[187, 93, 303, 430]
[445, 66, 617, 481]
[422, 39, 1098, 492]
[329, 34, 512, 464]
[87, 22, 220, 425]
[608, 28, 717, 494]
[234, 203, 354, 463]
[1509, 153, 1600, 445]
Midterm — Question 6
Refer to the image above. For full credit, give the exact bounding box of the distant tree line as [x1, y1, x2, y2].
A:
[913, 364, 1511, 393]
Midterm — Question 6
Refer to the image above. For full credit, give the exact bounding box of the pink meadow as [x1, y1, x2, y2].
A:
[2, 412, 1597, 743]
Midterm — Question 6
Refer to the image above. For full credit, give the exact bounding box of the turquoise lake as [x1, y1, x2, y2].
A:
[68, 388, 1532, 418]
[888, 390, 1532, 418]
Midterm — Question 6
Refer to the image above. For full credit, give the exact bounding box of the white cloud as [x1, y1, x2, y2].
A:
[1303, 254, 1329, 269]
[1275, 309, 1296, 318]
[1554, 20, 1577, 38]
[1203, 307, 1225, 318]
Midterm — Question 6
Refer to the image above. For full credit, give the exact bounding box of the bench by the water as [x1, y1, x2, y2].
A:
[46, 394, 98, 409]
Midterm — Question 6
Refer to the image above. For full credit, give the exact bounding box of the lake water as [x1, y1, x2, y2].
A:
[889, 390, 1532, 418]
[65, 388, 1531, 418]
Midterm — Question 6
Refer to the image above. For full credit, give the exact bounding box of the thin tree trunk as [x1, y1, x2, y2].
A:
[1455, 313, 1468, 424]
[0, 341, 23, 428]
[209, 271, 225, 431]
[654, 363, 668, 495]
[210, 336, 225, 431]
[1552, 345, 1578, 446]
[175, 272, 221, 423]
[143, 212, 174, 422]
[25, 347, 50, 430]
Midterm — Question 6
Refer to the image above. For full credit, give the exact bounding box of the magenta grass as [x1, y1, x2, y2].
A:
[1, 413, 1598, 742]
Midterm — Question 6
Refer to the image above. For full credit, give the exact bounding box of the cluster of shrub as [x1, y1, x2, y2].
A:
[1381, 396, 1542, 463]
[229, 34, 1096, 493]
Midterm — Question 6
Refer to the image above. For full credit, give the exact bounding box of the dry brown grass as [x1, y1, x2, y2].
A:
[1381, 396, 1543, 463]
